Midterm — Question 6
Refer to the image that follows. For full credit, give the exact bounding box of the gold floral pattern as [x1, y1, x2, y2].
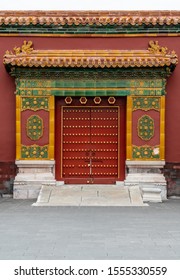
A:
[138, 115, 154, 141]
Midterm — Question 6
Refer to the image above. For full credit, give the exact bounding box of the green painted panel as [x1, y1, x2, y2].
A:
[21, 145, 48, 159]
[132, 146, 160, 159]
[133, 97, 160, 111]
[17, 88, 165, 97]
[18, 78, 165, 89]
[22, 97, 49, 110]
[14, 68, 167, 97]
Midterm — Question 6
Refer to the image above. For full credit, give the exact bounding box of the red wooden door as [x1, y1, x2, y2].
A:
[63, 108, 91, 181]
[62, 107, 119, 184]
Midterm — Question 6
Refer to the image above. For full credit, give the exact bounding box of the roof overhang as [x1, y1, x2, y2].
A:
[3, 40, 178, 72]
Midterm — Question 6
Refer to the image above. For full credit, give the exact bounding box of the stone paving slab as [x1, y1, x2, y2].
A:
[0, 197, 180, 259]
[33, 185, 146, 207]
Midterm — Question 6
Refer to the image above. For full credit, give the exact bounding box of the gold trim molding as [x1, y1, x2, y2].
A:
[1, 33, 180, 38]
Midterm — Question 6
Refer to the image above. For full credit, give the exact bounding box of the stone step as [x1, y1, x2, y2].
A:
[33, 185, 148, 207]
[128, 185, 144, 206]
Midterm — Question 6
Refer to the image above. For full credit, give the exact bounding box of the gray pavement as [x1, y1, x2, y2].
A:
[0, 196, 180, 260]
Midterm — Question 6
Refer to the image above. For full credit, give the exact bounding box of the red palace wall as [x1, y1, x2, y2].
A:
[0, 36, 180, 194]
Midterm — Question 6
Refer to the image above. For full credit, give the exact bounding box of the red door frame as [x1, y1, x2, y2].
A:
[55, 97, 126, 183]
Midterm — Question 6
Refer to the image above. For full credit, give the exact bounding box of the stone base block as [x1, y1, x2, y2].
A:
[125, 160, 167, 201]
[13, 181, 56, 199]
[13, 160, 56, 199]
[125, 174, 167, 200]
[142, 187, 162, 203]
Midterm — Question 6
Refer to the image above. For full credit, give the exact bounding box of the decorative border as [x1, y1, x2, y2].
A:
[17, 77, 165, 88]
[16, 95, 21, 160]
[160, 96, 165, 160]
[21, 97, 49, 111]
[17, 88, 165, 97]
[133, 97, 161, 111]
[126, 96, 132, 160]
[49, 96, 54, 160]
[11, 68, 172, 80]
[1, 33, 180, 38]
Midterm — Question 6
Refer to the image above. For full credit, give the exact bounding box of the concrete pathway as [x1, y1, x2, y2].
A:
[33, 185, 146, 206]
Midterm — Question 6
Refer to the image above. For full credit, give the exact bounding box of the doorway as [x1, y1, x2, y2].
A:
[55, 97, 126, 184]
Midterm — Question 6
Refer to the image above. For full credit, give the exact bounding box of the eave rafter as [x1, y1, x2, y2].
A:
[3, 40, 178, 71]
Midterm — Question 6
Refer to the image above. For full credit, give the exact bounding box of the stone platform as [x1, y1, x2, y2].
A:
[33, 185, 147, 207]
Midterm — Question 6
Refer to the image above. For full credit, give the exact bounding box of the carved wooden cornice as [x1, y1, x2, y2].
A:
[3, 40, 178, 70]
[0, 11, 180, 26]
